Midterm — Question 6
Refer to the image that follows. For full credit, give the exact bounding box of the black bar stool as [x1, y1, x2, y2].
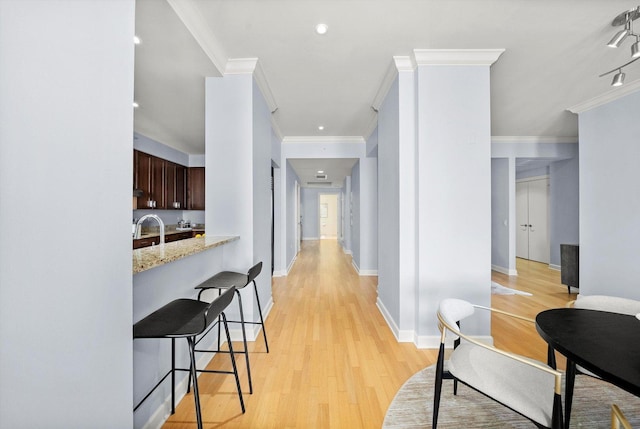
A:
[193, 261, 269, 395]
[133, 287, 245, 429]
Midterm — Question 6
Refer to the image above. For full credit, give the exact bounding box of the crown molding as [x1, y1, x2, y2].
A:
[224, 58, 278, 114]
[371, 56, 416, 111]
[567, 79, 640, 114]
[282, 136, 366, 144]
[491, 136, 578, 144]
[413, 49, 505, 66]
[167, 0, 226, 76]
[362, 110, 379, 141]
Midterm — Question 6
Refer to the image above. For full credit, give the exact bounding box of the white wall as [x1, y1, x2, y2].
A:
[377, 75, 403, 335]
[416, 64, 492, 340]
[578, 90, 640, 298]
[0, 1, 134, 427]
[205, 71, 274, 329]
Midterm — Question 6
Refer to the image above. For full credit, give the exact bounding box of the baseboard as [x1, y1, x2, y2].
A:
[376, 297, 414, 343]
[302, 237, 318, 241]
[343, 247, 352, 255]
[286, 254, 297, 274]
[350, 258, 378, 276]
[549, 264, 561, 271]
[272, 269, 287, 277]
[491, 264, 517, 276]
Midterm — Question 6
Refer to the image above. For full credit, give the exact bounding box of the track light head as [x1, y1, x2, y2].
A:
[612, 70, 626, 86]
[608, 28, 629, 47]
[632, 38, 640, 58]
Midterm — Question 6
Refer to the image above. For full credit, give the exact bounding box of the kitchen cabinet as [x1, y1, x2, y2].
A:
[135, 150, 190, 210]
[133, 237, 158, 249]
[166, 162, 187, 209]
[188, 167, 205, 210]
[134, 150, 200, 211]
[134, 150, 165, 209]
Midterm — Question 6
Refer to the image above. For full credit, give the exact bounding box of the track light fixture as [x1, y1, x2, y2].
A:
[612, 70, 626, 86]
[602, 7, 640, 86]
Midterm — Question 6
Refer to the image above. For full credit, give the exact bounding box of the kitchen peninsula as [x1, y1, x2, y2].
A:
[132, 234, 240, 428]
[133, 235, 239, 273]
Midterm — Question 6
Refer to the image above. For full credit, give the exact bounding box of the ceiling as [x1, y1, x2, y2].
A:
[134, 0, 640, 185]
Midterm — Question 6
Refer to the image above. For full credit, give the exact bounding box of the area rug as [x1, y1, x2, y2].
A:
[383, 365, 640, 428]
[491, 281, 533, 296]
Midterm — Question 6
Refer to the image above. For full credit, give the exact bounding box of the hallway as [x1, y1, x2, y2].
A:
[162, 243, 572, 428]
[163, 240, 435, 428]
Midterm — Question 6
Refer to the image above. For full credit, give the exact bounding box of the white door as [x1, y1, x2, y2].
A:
[319, 194, 338, 239]
[515, 178, 549, 263]
[527, 179, 549, 263]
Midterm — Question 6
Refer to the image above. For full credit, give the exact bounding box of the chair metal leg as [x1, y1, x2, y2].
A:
[432, 343, 446, 429]
[187, 337, 203, 429]
[235, 290, 253, 394]
[252, 280, 269, 352]
[222, 313, 245, 413]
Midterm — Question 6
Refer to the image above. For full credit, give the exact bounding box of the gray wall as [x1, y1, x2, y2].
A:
[286, 160, 300, 270]
[377, 76, 401, 326]
[549, 157, 580, 266]
[491, 158, 510, 270]
[578, 90, 640, 298]
[0, 2, 134, 427]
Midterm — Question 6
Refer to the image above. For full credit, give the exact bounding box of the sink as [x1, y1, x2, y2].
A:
[176, 227, 193, 231]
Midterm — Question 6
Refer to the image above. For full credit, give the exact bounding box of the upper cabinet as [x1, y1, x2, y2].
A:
[134, 150, 196, 210]
[188, 167, 205, 210]
[166, 162, 187, 210]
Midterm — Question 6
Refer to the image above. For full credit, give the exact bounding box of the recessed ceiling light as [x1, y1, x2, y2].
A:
[133, 35, 141, 45]
[317, 170, 324, 174]
[315, 23, 328, 35]
[133, 102, 139, 108]
[318, 125, 325, 130]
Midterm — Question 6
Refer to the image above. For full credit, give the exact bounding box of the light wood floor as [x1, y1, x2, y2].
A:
[162, 241, 575, 428]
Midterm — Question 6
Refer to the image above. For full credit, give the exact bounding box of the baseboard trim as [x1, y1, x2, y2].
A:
[302, 237, 319, 241]
[376, 297, 414, 343]
[549, 264, 561, 271]
[491, 264, 517, 276]
[286, 254, 297, 274]
[272, 269, 287, 277]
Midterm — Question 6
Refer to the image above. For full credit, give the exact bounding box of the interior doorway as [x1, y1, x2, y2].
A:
[516, 177, 549, 263]
[319, 194, 338, 239]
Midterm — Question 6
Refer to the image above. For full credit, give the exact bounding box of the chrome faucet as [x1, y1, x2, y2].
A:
[134, 214, 165, 244]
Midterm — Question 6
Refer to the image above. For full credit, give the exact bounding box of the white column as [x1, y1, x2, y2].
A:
[415, 49, 504, 345]
[0, 1, 135, 426]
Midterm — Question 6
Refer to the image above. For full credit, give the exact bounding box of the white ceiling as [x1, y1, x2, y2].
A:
[134, 0, 640, 184]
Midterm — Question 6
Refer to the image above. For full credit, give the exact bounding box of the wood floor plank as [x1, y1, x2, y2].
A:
[161, 244, 571, 428]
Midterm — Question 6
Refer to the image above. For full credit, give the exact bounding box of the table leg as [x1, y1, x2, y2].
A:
[565, 359, 576, 429]
[547, 344, 557, 369]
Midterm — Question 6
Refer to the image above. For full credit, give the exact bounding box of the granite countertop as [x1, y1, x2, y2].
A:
[133, 235, 239, 274]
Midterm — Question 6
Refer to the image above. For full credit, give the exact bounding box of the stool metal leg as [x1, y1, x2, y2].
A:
[171, 338, 176, 414]
[252, 279, 269, 353]
[222, 312, 245, 413]
[187, 336, 203, 429]
[235, 289, 253, 394]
